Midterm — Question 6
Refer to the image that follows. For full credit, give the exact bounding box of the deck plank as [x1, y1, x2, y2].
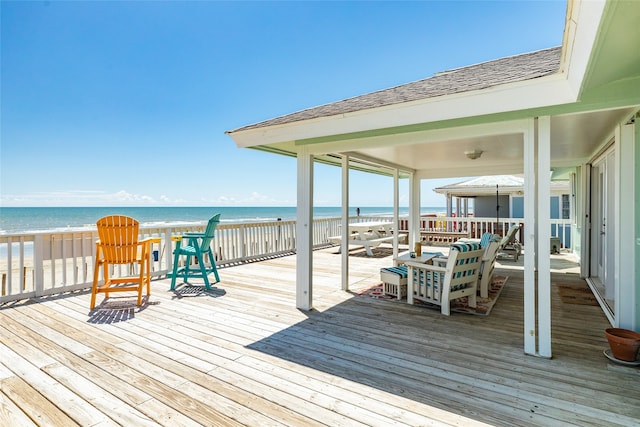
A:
[1, 375, 76, 427]
[0, 247, 639, 426]
[0, 388, 38, 427]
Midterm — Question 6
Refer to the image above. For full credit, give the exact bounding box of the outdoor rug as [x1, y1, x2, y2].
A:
[356, 275, 508, 316]
[556, 282, 599, 305]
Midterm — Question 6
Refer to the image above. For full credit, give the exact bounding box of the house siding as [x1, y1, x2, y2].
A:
[512, 196, 524, 218]
[474, 195, 510, 218]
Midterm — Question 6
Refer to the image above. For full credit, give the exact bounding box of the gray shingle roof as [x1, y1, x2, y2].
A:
[229, 46, 562, 133]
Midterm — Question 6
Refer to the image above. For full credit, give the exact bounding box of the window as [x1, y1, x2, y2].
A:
[561, 194, 570, 219]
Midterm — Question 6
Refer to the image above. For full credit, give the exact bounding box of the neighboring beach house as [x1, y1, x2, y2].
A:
[226, 0, 640, 357]
[433, 175, 570, 219]
[434, 174, 573, 249]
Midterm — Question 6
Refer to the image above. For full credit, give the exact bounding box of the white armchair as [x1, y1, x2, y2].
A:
[405, 243, 484, 315]
[478, 240, 499, 298]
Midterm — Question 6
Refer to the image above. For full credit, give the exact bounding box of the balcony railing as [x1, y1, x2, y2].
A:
[0, 215, 572, 303]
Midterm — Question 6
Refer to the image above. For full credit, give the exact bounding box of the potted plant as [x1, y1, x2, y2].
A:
[605, 328, 640, 362]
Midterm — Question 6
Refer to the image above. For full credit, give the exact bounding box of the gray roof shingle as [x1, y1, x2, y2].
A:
[229, 46, 562, 133]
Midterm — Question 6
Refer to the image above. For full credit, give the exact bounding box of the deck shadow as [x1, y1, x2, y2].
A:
[87, 295, 158, 324]
[245, 281, 526, 424]
[170, 284, 227, 299]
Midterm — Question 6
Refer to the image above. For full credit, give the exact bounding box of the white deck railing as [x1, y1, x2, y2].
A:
[0, 215, 571, 303]
[398, 216, 572, 249]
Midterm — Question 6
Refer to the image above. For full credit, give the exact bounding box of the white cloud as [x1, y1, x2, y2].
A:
[1, 190, 295, 207]
[0, 190, 161, 207]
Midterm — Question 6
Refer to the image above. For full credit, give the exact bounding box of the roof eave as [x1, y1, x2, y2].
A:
[227, 72, 575, 151]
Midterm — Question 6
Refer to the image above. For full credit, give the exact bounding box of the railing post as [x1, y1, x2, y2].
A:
[5, 238, 12, 295]
[239, 224, 246, 260]
[276, 218, 282, 252]
[164, 228, 174, 273]
[19, 238, 25, 292]
[34, 234, 44, 297]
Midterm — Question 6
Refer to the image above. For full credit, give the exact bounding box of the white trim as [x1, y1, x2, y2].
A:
[564, 0, 608, 98]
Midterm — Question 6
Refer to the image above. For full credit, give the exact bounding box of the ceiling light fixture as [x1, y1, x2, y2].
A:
[465, 149, 483, 160]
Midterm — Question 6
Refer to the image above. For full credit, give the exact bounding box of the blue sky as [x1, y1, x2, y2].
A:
[1, 1, 566, 207]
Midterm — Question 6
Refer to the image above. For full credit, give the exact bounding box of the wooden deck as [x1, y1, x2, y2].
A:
[1, 246, 639, 426]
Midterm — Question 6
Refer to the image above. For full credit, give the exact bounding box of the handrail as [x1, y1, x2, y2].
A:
[0, 215, 572, 303]
[398, 216, 572, 249]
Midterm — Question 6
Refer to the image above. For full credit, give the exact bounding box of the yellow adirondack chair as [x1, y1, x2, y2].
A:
[90, 215, 157, 309]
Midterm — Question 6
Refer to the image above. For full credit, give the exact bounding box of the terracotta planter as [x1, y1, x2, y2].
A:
[605, 328, 640, 361]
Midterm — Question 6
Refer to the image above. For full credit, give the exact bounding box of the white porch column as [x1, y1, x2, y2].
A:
[523, 118, 536, 355]
[393, 168, 400, 259]
[446, 194, 453, 231]
[296, 148, 313, 310]
[579, 164, 591, 278]
[410, 173, 421, 247]
[617, 120, 637, 329]
[341, 155, 350, 291]
[537, 116, 552, 358]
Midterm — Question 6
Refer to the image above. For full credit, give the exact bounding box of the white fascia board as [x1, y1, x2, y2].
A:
[228, 74, 575, 150]
[563, 0, 607, 98]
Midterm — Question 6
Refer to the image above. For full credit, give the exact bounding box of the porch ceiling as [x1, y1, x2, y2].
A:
[258, 105, 635, 179]
[342, 106, 635, 178]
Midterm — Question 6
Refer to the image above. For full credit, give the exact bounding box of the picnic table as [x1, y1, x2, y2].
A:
[329, 221, 405, 256]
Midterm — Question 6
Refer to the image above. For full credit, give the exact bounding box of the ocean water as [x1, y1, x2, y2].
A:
[0, 206, 447, 234]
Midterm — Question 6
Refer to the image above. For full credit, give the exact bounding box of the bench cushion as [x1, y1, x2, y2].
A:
[380, 265, 408, 277]
[450, 243, 482, 287]
[380, 265, 408, 298]
[451, 242, 481, 252]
